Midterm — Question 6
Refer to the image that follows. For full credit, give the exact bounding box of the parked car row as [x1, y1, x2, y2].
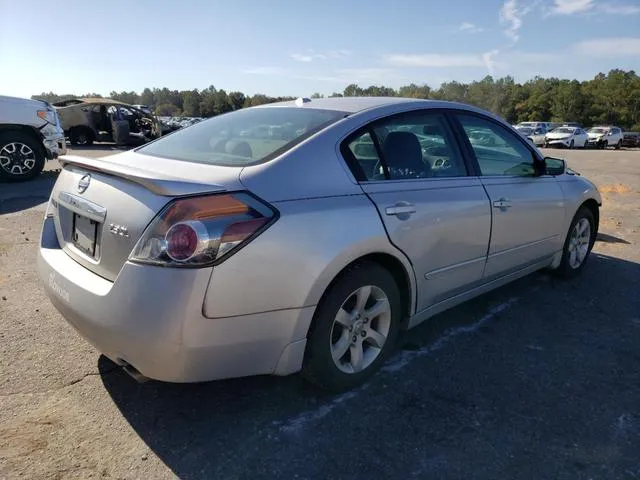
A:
[158, 116, 203, 134]
[515, 122, 635, 149]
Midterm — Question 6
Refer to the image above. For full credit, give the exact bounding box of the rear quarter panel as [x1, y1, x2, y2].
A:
[203, 194, 416, 324]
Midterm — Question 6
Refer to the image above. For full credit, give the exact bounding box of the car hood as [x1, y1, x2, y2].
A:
[546, 132, 572, 139]
[587, 132, 606, 139]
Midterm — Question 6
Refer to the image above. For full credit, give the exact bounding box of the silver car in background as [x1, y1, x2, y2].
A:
[38, 97, 601, 391]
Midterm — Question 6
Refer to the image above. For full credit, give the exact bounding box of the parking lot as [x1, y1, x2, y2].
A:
[1, 146, 639, 479]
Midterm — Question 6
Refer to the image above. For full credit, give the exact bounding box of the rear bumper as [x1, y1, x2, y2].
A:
[37, 216, 312, 382]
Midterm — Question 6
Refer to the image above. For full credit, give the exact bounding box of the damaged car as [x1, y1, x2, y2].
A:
[53, 98, 161, 146]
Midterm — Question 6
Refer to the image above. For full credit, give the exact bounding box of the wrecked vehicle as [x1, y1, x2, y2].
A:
[53, 98, 161, 146]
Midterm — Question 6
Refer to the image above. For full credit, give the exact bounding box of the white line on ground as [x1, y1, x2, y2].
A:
[278, 297, 519, 434]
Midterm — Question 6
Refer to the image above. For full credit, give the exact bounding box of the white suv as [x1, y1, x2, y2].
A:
[586, 126, 624, 149]
[0, 95, 67, 182]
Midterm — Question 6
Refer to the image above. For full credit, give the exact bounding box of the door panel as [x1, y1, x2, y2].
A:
[453, 112, 567, 279]
[361, 178, 491, 310]
[481, 176, 566, 279]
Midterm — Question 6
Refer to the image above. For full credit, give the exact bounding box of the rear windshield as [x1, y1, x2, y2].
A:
[138, 107, 347, 166]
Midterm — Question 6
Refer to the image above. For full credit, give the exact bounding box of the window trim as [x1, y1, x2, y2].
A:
[339, 108, 471, 183]
[449, 111, 547, 178]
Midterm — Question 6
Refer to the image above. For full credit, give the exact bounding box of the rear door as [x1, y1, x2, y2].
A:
[453, 113, 566, 280]
[342, 110, 492, 311]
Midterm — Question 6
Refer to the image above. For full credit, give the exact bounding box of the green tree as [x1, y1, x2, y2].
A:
[398, 83, 431, 99]
[139, 88, 155, 108]
[155, 103, 181, 116]
[182, 89, 202, 117]
[109, 91, 140, 105]
[228, 91, 246, 111]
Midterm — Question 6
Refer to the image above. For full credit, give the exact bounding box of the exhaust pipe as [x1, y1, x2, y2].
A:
[117, 359, 149, 383]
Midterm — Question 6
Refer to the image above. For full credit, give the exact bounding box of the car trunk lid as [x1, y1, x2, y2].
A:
[51, 151, 244, 281]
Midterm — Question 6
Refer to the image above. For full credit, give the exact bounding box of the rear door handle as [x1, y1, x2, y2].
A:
[492, 198, 512, 209]
[385, 203, 416, 216]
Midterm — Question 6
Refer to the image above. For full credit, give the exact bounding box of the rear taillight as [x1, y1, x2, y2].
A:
[129, 192, 277, 267]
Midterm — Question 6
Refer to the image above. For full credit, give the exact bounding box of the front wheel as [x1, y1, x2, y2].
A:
[569, 139, 575, 149]
[554, 207, 596, 278]
[302, 262, 402, 391]
[615, 140, 622, 150]
[0, 131, 45, 182]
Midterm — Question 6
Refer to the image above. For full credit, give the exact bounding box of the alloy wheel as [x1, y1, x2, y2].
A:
[0, 142, 36, 175]
[568, 218, 591, 269]
[330, 285, 391, 374]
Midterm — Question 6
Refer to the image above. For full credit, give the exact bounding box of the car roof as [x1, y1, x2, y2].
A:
[261, 96, 447, 114]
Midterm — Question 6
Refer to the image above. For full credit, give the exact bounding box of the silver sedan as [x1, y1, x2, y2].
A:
[38, 97, 601, 391]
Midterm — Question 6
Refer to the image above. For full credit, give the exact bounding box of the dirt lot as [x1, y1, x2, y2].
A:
[1, 146, 639, 479]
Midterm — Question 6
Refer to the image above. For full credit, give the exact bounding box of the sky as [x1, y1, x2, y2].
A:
[0, 0, 639, 98]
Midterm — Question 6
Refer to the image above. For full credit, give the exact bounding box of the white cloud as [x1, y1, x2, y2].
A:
[599, 2, 640, 14]
[383, 53, 485, 68]
[458, 22, 484, 33]
[290, 50, 351, 63]
[574, 37, 640, 56]
[499, 0, 537, 43]
[549, 0, 595, 14]
[242, 66, 285, 75]
[482, 50, 500, 75]
[548, 0, 639, 15]
[297, 68, 407, 85]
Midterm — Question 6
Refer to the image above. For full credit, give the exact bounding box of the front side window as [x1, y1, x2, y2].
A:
[139, 107, 346, 166]
[457, 114, 537, 177]
[345, 111, 467, 181]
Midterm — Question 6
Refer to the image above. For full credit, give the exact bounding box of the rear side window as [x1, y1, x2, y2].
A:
[344, 111, 467, 181]
[138, 107, 346, 166]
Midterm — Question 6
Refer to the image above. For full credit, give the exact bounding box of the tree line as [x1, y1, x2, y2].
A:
[33, 69, 640, 130]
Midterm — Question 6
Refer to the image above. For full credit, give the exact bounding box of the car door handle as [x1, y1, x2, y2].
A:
[385, 203, 416, 216]
[492, 198, 512, 209]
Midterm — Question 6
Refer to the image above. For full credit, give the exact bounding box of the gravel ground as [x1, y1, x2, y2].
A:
[1, 146, 639, 479]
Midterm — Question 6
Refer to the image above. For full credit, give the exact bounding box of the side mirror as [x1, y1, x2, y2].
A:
[543, 156, 565, 176]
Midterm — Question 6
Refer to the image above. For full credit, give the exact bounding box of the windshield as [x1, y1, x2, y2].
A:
[588, 127, 608, 134]
[554, 127, 574, 134]
[138, 107, 347, 166]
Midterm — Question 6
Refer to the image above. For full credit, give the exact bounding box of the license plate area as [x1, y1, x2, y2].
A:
[72, 213, 99, 258]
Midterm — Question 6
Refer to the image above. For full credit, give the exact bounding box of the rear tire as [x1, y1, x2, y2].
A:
[302, 262, 402, 391]
[69, 127, 94, 146]
[0, 131, 45, 182]
[554, 207, 596, 278]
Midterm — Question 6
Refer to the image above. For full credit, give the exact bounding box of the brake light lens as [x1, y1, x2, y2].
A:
[129, 193, 277, 267]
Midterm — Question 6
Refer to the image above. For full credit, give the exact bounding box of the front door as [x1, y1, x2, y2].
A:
[343, 110, 492, 310]
[454, 113, 566, 279]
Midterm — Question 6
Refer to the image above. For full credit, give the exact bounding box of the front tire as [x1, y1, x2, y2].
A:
[569, 139, 575, 149]
[0, 131, 45, 182]
[615, 140, 622, 150]
[554, 207, 596, 278]
[302, 262, 402, 391]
